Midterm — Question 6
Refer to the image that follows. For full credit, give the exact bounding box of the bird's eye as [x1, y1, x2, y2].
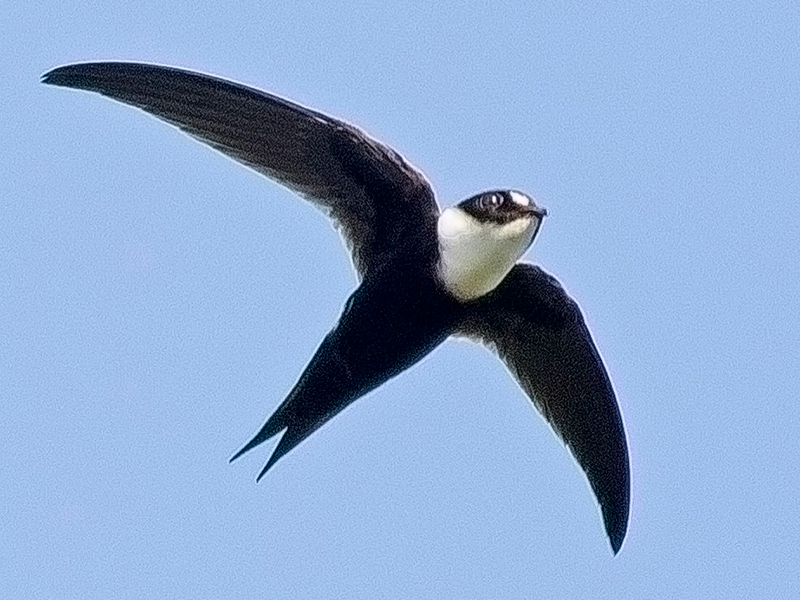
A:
[480, 194, 504, 210]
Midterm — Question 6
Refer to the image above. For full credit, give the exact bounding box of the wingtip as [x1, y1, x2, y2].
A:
[40, 67, 58, 86]
[607, 518, 628, 556]
[40, 64, 82, 88]
[599, 480, 629, 555]
[610, 536, 624, 556]
[40, 62, 114, 89]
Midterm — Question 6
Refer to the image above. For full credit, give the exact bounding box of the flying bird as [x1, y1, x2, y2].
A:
[42, 62, 630, 553]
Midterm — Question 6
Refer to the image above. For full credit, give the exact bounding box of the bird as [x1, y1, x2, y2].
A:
[42, 61, 630, 553]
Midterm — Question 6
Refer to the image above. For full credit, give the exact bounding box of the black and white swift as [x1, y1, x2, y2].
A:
[43, 62, 630, 553]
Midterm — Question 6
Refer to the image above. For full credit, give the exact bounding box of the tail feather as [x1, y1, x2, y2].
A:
[255, 427, 311, 482]
[230, 404, 320, 482]
[230, 328, 369, 481]
[229, 408, 288, 464]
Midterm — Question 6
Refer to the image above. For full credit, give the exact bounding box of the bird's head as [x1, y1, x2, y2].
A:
[437, 190, 547, 300]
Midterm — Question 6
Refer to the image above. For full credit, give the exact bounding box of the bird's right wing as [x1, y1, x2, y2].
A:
[42, 62, 440, 277]
[455, 263, 630, 553]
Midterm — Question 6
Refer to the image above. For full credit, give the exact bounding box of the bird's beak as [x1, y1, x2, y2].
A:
[528, 205, 548, 219]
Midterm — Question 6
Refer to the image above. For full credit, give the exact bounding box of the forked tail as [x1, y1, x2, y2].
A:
[229, 405, 312, 482]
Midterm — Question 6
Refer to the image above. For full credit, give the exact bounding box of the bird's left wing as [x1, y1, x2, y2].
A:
[455, 263, 630, 554]
[42, 62, 439, 277]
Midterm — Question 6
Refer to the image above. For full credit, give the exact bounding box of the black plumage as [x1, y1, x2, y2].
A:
[43, 62, 630, 553]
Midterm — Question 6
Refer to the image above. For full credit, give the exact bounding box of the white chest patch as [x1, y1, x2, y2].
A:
[436, 207, 538, 301]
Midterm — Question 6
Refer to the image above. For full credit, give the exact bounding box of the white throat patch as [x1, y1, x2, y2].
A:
[436, 207, 539, 301]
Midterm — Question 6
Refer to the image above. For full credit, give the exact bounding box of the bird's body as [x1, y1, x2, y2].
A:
[43, 62, 630, 554]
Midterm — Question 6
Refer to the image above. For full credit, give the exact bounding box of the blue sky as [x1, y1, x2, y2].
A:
[3, 2, 798, 598]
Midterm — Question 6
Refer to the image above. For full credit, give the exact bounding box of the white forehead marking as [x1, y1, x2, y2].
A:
[509, 191, 531, 206]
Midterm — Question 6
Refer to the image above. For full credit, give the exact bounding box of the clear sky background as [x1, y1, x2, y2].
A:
[3, 2, 798, 598]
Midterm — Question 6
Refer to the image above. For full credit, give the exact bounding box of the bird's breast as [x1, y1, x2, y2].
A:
[436, 208, 535, 301]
